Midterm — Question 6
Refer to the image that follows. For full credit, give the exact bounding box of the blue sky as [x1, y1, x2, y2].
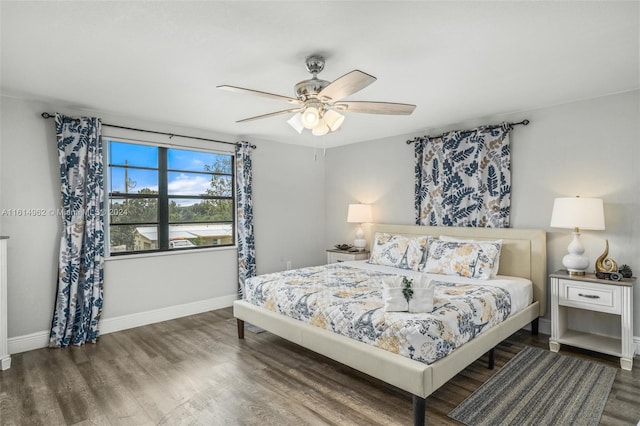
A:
[108, 141, 231, 199]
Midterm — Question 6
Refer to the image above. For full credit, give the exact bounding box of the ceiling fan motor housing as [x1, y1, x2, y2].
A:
[294, 78, 330, 101]
[295, 55, 330, 101]
[305, 55, 325, 75]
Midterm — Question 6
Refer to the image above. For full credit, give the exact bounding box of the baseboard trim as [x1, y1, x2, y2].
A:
[8, 293, 238, 354]
[99, 293, 238, 335]
[8, 330, 49, 354]
[538, 317, 551, 336]
[522, 317, 551, 336]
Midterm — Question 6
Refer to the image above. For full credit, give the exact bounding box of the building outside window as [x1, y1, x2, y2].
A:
[107, 140, 234, 255]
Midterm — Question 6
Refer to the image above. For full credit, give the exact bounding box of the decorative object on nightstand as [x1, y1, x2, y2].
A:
[549, 270, 635, 370]
[550, 196, 605, 276]
[595, 240, 622, 280]
[595, 240, 618, 273]
[347, 203, 372, 251]
[595, 270, 624, 281]
[618, 264, 633, 279]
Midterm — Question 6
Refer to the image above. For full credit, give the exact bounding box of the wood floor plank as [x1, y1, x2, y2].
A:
[1, 306, 638, 425]
[76, 356, 153, 425]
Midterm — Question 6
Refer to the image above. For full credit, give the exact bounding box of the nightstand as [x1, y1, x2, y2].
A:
[326, 249, 369, 264]
[549, 270, 635, 370]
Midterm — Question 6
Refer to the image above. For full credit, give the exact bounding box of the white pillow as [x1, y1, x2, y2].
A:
[382, 287, 409, 312]
[368, 233, 430, 271]
[409, 275, 434, 313]
[409, 287, 435, 313]
[380, 275, 434, 313]
[438, 236, 503, 277]
[380, 276, 408, 312]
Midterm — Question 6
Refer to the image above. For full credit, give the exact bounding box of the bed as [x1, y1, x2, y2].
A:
[233, 224, 546, 425]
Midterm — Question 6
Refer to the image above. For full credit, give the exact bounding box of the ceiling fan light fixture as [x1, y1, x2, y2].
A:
[301, 106, 320, 129]
[220, 55, 415, 136]
[312, 119, 329, 136]
[323, 109, 345, 132]
[287, 112, 304, 134]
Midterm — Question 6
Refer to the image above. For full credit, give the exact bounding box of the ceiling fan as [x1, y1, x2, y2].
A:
[217, 55, 416, 136]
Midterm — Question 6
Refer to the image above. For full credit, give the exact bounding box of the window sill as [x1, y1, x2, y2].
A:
[104, 245, 237, 262]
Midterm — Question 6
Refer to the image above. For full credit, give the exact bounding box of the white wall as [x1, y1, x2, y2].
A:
[325, 90, 640, 336]
[252, 140, 326, 274]
[1, 96, 61, 338]
[0, 95, 325, 344]
[2, 90, 637, 349]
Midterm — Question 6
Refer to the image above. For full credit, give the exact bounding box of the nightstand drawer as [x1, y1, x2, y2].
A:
[558, 279, 621, 314]
[330, 252, 356, 263]
[326, 250, 369, 264]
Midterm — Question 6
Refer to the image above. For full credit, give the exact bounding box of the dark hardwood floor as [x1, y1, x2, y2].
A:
[1, 307, 638, 425]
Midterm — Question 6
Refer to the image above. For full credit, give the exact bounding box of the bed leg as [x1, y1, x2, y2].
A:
[412, 395, 426, 426]
[488, 348, 495, 370]
[237, 319, 245, 339]
[531, 317, 539, 336]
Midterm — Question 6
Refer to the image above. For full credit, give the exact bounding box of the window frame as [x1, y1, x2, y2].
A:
[105, 138, 236, 256]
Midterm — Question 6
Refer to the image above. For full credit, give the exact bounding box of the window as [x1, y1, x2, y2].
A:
[107, 140, 234, 255]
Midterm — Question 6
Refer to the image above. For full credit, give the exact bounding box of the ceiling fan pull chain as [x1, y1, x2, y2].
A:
[313, 137, 318, 162]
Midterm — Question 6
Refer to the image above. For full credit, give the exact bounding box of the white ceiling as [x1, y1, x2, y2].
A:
[1, 1, 638, 148]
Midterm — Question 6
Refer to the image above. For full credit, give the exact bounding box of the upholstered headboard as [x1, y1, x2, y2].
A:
[370, 224, 547, 316]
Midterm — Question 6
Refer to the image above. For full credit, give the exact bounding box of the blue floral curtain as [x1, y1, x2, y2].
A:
[415, 123, 512, 227]
[235, 141, 256, 297]
[50, 114, 105, 347]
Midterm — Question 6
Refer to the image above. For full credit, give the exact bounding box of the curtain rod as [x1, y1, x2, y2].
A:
[405, 119, 530, 145]
[40, 112, 256, 149]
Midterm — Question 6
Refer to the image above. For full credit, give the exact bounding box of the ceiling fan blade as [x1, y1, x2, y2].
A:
[217, 85, 302, 105]
[236, 108, 303, 123]
[334, 101, 416, 115]
[318, 70, 377, 102]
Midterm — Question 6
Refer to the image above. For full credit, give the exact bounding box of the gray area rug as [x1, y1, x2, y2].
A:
[448, 346, 617, 426]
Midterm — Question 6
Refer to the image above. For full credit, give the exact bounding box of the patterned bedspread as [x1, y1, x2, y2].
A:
[244, 264, 511, 364]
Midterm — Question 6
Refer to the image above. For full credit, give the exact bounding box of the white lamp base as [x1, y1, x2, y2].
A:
[562, 231, 589, 276]
[353, 225, 366, 251]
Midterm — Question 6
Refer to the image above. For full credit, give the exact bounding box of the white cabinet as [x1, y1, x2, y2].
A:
[549, 270, 635, 370]
[326, 249, 369, 264]
[0, 237, 9, 370]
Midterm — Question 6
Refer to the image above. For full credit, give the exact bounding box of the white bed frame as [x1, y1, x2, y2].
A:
[233, 224, 547, 425]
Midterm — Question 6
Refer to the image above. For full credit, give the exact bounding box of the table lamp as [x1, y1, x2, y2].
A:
[347, 204, 372, 251]
[550, 196, 605, 276]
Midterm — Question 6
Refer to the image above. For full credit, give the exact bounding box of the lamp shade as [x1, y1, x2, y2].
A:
[550, 197, 605, 230]
[323, 109, 345, 132]
[287, 112, 304, 134]
[347, 204, 372, 223]
[301, 107, 320, 129]
[311, 119, 329, 136]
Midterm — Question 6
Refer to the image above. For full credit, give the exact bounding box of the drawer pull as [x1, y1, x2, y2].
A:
[578, 293, 600, 299]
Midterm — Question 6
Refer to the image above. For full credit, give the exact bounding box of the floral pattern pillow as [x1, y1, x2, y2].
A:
[368, 233, 430, 271]
[438, 236, 503, 277]
[422, 239, 501, 280]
